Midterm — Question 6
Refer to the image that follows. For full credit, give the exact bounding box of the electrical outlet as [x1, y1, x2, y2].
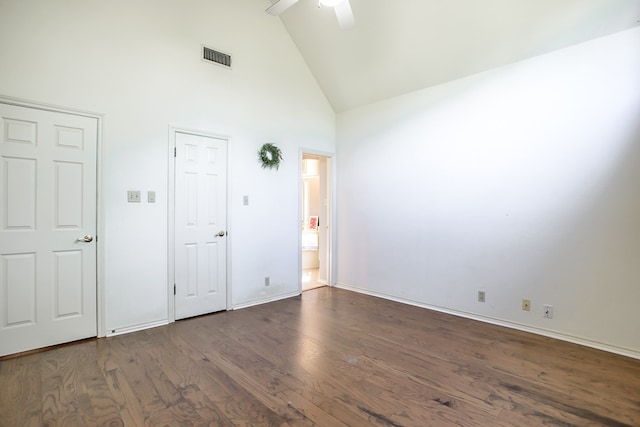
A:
[522, 299, 531, 311]
[478, 290, 485, 303]
[127, 190, 141, 203]
[264, 276, 270, 287]
[543, 304, 553, 318]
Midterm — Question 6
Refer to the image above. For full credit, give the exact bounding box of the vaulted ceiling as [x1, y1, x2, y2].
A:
[266, 0, 640, 112]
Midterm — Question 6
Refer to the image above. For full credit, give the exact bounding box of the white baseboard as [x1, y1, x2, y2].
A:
[335, 282, 640, 361]
[232, 290, 301, 310]
[105, 319, 169, 337]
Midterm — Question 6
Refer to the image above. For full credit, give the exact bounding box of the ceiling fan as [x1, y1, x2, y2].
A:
[266, 0, 355, 30]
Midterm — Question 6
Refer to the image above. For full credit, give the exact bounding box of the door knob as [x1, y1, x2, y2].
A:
[77, 235, 93, 243]
[215, 231, 226, 237]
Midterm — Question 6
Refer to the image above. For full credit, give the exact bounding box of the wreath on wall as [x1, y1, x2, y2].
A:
[258, 143, 283, 170]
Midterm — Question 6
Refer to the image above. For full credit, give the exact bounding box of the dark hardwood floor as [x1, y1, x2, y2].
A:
[1, 287, 639, 426]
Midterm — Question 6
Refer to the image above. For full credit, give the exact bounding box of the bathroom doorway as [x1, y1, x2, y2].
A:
[301, 153, 332, 291]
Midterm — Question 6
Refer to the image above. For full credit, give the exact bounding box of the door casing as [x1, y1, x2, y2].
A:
[299, 148, 336, 291]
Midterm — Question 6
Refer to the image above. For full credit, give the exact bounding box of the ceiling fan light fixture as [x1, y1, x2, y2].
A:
[319, 0, 346, 7]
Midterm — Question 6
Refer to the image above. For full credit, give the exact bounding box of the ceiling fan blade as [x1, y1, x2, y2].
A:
[266, 0, 300, 16]
[334, 0, 355, 30]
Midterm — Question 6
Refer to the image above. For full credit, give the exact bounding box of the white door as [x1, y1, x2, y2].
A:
[174, 131, 227, 320]
[0, 103, 97, 357]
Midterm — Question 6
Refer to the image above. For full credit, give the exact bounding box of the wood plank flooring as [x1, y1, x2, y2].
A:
[1, 287, 639, 426]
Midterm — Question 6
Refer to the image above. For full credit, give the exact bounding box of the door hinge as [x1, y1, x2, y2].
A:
[174, 147, 177, 157]
[174, 284, 176, 295]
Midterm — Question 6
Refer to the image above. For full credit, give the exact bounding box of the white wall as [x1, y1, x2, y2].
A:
[336, 27, 640, 358]
[0, 0, 335, 332]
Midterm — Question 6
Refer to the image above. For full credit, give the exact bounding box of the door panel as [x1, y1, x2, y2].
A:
[3, 253, 36, 326]
[54, 161, 84, 227]
[53, 249, 83, 318]
[0, 103, 97, 357]
[3, 157, 37, 229]
[174, 131, 227, 320]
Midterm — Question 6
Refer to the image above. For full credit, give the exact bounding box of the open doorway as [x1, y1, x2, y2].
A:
[301, 153, 331, 291]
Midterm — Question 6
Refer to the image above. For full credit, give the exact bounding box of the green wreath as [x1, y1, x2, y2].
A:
[258, 143, 283, 170]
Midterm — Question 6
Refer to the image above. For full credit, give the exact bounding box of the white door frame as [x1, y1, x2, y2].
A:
[0, 95, 105, 338]
[167, 125, 232, 322]
[299, 148, 336, 290]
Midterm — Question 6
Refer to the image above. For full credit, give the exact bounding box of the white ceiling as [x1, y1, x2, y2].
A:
[268, 0, 640, 112]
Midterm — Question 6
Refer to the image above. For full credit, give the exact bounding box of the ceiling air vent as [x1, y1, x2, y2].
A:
[202, 45, 232, 68]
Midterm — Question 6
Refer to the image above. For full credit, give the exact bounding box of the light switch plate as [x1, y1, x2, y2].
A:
[127, 190, 141, 203]
[148, 191, 156, 203]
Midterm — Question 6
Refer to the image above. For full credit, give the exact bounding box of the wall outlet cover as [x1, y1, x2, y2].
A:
[478, 290, 486, 303]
